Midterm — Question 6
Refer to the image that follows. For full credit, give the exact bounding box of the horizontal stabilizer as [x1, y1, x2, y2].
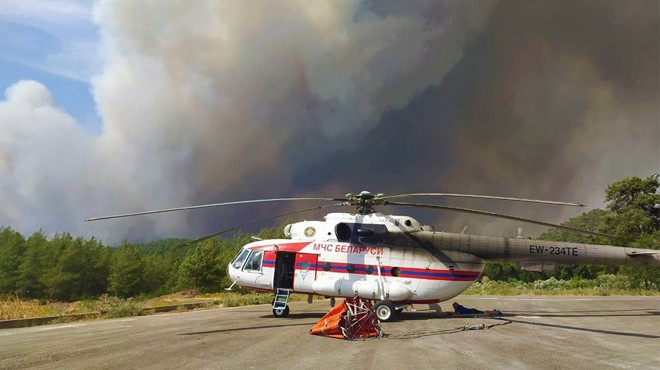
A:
[518, 261, 557, 272]
[627, 251, 660, 257]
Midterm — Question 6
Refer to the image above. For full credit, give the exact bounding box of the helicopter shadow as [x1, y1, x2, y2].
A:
[503, 308, 659, 315]
[395, 310, 511, 321]
[503, 310, 660, 319]
[180, 312, 323, 336]
[494, 317, 660, 339]
[180, 321, 314, 336]
[257, 312, 325, 320]
[394, 309, 660, 339]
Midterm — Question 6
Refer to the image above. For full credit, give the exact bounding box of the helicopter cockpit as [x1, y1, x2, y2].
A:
[231, 249, 250, 269]
[230, 248, 265, 271]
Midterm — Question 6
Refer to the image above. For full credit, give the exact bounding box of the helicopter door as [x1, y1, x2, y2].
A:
[293, 253, 318, 293]
[274, 252, 296, 289]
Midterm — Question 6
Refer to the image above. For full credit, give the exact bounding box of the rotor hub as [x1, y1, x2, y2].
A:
[344, 191, 385, 214]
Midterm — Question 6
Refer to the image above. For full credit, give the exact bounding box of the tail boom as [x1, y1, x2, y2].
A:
[418, 231, 659, 267]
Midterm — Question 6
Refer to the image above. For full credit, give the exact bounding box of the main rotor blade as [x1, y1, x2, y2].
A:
[386, 201, 614, 239]
[86, 197, 343, 222]
[176, 202, 345, 248]
[382, 193, 584, 207]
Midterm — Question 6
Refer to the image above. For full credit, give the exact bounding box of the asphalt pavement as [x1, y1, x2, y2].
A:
[0, 296, 658, 369]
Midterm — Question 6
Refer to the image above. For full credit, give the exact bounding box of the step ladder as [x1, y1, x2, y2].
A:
[273, 288, 291, 310]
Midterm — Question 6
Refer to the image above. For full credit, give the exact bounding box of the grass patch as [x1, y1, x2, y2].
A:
[0, 294, 96, 320]
[1, 291, 322, 322]
[0, 295, 55, 320]
[95, 295, 147, 318]
[464, 275, 660, 296]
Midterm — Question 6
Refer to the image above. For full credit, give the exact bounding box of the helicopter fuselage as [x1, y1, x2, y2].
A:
[227, 211, 659, 318]
[227, 212, 484, 305]
[228, 238, 483, 304]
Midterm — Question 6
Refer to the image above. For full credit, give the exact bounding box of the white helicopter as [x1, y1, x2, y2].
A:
[88, 191, 659, 321]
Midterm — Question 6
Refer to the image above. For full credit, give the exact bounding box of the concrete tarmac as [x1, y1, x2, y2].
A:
[0, 296, 658, 369]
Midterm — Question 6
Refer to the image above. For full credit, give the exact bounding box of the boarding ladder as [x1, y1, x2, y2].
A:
[273, 288, 291, 310]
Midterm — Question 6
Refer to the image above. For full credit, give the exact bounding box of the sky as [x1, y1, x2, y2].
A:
[0, 0, 101, 129]
[0, 0, 658, 244]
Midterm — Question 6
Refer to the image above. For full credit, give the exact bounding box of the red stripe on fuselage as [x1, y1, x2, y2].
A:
[311, 261, 479, 282]
[249, 242, 480, 281]
[248, 242, 310, 252]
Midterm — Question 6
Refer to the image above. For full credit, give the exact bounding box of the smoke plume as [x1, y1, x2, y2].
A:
[294, 0, 660, 237]
[0, 0, 657, 243]
[1, 1, 495, 242]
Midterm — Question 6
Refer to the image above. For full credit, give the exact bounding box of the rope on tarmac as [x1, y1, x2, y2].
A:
[462, 319, 512, 331]
[385, 318, 513, 339]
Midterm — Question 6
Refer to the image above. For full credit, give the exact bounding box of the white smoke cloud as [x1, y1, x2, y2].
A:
[0, 1, 496, 243]
[0, 81, 95, 231]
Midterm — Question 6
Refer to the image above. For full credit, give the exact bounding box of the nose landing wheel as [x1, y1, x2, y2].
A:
[273, 305, 290, 318]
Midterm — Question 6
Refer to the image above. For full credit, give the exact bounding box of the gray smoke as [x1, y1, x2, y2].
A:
[295, 0, 659, 237]
[1, 1, 499, 243]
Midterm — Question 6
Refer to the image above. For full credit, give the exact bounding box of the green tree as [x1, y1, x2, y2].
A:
[137, 238, 189, 256]
[257, 224, 287, 240]
[540, 209, 609, 245]
[603, 175, 660, 289]
[40, 233, 79, 300]
[38, 233, 69, 299]
[143, 253, 178, 295]
[108, 244, 146, 298]
[0, 227, 25, 294]
[178, 240, 225, 293]
[540, 209, 616, 279]
[77, 238, 111, 298]
[604, 175, 660, 242]
[16, 231, 49, 298]
[40, 234, 107, 301]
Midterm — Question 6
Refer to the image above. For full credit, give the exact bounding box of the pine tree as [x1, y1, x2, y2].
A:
[108, 244, 146, 298]
[178, 239, 224, 293]
[17, 231, 49, 298]
[0, 227, 26, 294]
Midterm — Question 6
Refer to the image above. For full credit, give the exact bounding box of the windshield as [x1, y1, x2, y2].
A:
[231, 249, 250, 269]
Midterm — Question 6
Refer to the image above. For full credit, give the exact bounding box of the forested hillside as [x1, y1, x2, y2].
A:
[0, 176, 658, 302]
[483, 175, 659, 288]
[0, 226, 284, 301]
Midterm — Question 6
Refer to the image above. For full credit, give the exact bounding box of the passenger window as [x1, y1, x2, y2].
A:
[346, 264, 356, 273]
[231, 249, 250, 269]
[390, 267, 401, 277]
[244, 251, 264, 271]
[365, 265, 374, 275]
[322, 262, 332, 271]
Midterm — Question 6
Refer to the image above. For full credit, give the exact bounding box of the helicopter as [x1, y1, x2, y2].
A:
[87, 191, 660, 321]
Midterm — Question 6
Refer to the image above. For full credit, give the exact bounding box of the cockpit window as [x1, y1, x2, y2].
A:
[231, 249, 250, 269]
[244, 251, 264, 271]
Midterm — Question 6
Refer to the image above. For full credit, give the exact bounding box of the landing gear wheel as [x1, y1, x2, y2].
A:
[374, 300, 396, 322]
[272, 305, 290, 318]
